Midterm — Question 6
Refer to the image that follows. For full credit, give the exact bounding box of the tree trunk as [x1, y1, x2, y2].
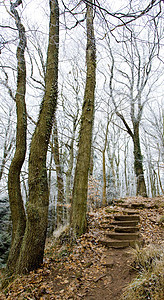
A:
[157, 162, 164, 194]
[51, 115, 65, 228]
[65, 140, 73, 209]
[65, 120, 77, 223]
[16, 0, 59, 274]
[133, 123, 147, 197]
[71, 0, 96, 238]
[107, 143, 116, 191]
[102, 121, 109, 206]
[6, 0, 27, 275]
[124, 144, 128, 195]
[89, 146, 94, 176]
[102, 150, 107, 206]
[162, 110, 164, 162]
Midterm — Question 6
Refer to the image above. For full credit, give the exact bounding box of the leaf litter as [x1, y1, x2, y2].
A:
[0, 196, 163, 299]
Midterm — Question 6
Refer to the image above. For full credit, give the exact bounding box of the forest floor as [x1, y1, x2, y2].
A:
[0, 195, 164, 299]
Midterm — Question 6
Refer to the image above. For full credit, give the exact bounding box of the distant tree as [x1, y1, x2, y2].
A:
[108, 30, 160, 197]
[60, 65, 82, 215]
[0, 197, 11, 267]
[0, 108, 15, 182]
[143, 101, 164, 195]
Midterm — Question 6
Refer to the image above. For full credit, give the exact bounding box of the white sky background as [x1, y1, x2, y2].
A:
[0, 0, 164, 197]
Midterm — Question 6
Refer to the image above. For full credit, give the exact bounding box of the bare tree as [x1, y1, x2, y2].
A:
[143, 101, 164, 195]
[107, 29, 160, 197]
[0, 109, 14, 182]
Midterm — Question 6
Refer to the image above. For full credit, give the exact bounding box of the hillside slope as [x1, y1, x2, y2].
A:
[0, 196, 163, 299]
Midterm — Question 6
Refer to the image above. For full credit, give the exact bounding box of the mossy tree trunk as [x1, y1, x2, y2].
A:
[51, 115, 65, 228]
[6, 0, 27, 275]
[16, 0, 59, 274]
[133, 122, 147, 197]
[71, 0, 96, 238]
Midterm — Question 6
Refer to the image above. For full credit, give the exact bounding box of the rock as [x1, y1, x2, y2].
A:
[157, 215, 164, 225]
[101, 257, 114, 268]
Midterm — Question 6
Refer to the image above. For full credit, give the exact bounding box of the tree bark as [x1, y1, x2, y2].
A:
[133, 122, 147, 197]
[16, 0, 59, 274]
[51, 115, 65, 228]
[65, 118, 77, 223]
[6, 0, 27, 275]
[71, 0, 96, 238]
[124, 138, 129, 195]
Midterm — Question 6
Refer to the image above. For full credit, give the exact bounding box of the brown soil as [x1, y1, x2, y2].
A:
[0, 196, 163, 299]
[76, 248, 137, 300]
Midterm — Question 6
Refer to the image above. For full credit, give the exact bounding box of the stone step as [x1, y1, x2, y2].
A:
[114, 215, 140, 222]
[105, 231, 139, 240]
[105, 208, 120, 214]
[111, 220, 139, 227]
[104, 215, 112, 219]
[131, 203, 146, 209]
[115, 226, 139, 233]
[116, 203, 130, 208]
[124, 210, 140, 215]
[99, 238, 142, 249]
[99, 224, 114, 230]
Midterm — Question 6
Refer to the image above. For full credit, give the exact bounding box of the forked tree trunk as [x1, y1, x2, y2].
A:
[6, 0, 27, 275]
[115, 111, 147, 197]
[71, 0, 96, 237]
[16, 0, 59, 274]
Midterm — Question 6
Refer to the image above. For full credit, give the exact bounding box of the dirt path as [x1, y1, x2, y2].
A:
[77, 248, 136, 300]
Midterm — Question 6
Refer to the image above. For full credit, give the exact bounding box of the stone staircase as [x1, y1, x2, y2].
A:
[99, 210, 143, 249]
